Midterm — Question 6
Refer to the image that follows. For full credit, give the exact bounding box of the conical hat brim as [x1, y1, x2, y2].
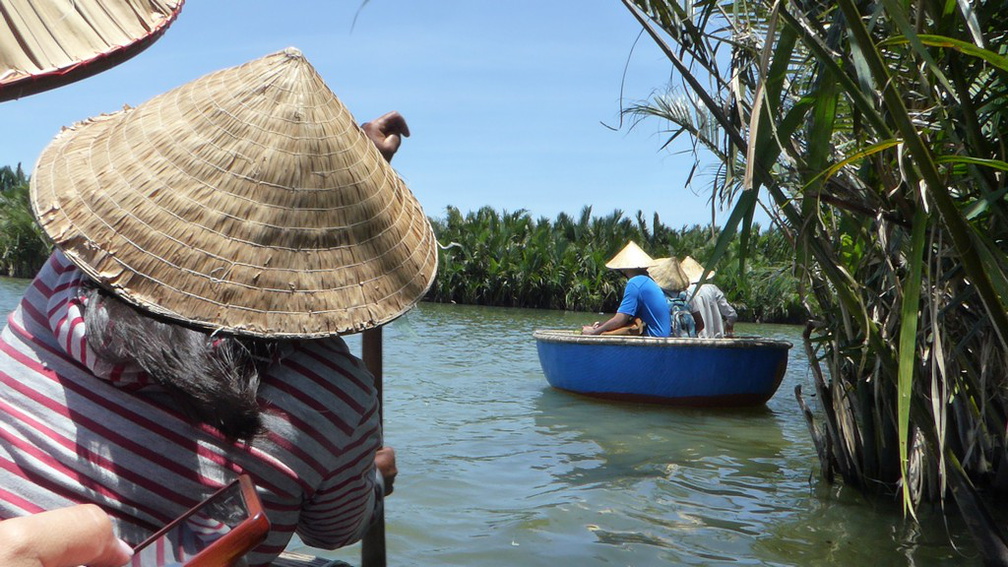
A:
[0, 0, 183, 102]
[604, 241, 655, 270]
[31, 48, 438, 338]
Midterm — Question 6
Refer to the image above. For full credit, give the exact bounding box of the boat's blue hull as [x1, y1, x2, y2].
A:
[533, 330, 792, 406]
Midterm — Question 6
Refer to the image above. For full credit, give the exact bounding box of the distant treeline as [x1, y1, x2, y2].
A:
[1, 165, 804, 323]
[428, 205, 807, 324]
[0, 165, 50, 279]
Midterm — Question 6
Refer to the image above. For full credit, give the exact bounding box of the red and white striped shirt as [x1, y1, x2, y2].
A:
[0, 251, 382, 565]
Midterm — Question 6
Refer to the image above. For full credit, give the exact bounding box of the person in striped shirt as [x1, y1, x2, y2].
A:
[0, 49, 435, 567]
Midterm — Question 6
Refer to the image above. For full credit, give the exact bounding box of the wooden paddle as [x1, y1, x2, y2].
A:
[361, 327, 386, 567]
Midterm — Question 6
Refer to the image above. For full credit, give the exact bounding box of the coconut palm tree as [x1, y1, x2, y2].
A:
[620, 0, 1008, 560]
[424, 203, 796, 317]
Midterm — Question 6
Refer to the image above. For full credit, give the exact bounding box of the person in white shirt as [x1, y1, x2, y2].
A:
[681, 256, 738, 338]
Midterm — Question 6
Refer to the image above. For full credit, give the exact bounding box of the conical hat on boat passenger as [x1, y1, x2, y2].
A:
[604, 241, 657, 270]
[648, 257, 690, 292]
[681, 256, 715, 284]
[30, 47, 438, 339]
[0, 0, 184, 102]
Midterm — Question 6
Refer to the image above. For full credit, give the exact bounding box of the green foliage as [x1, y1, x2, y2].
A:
[0, 165, 51, 278]
[427, 205, 802, 323]
[622, 0, 1008, 558]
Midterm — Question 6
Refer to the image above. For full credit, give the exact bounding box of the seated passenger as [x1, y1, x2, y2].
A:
[582, 241, 671, 338]
[0, 49, 423, 566]
[649, 257, 703, 337]
[681, 256, 738, 338]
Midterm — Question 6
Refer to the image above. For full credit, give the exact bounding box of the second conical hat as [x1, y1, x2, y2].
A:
[648, 257, 689, 292]
[31, 48, 438, 338]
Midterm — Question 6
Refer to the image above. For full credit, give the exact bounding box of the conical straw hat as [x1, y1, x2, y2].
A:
[648, 257, 689, 292]
[0, 0, 183, 102]
[604, 241, 656, 270]
[681, 256, 714, 283]
[31, 48, 438, 339]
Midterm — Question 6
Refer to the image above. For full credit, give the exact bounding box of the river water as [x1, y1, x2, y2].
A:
[0, 280, 981, 565]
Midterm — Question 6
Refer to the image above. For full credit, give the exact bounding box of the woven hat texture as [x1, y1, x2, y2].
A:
[604, 241, 656, 270]
[31, 48, 438, 338]
[648, 257, 689, 292]
[681, 256, 714, 284]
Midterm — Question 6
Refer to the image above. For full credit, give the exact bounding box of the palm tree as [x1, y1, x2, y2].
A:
[621, 0, 1008, 561]
[424, 203, 797, 317]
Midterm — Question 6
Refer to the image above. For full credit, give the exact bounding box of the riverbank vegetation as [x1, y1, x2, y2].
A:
[622, 0, 1008, 560]
[428, 205, 804, 323]
[0, 165, 49, 278]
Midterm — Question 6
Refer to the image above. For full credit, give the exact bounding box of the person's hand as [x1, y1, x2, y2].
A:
[375, 446, 398, 496]
[0, 504, 133, 567]
[361, 111, 410, 162]
[581, 322, 600, 335]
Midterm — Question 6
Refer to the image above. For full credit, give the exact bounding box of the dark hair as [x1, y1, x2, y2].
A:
[83, 286, 272, 440]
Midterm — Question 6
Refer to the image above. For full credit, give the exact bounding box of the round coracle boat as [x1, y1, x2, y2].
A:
[533, 330, 793, 406]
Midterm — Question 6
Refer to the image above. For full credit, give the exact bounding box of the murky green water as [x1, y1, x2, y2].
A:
[0, 281, 982, 566]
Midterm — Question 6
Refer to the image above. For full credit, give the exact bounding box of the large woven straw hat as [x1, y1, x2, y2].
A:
[648, 257, 689, 292]
[31, 48, 438, 339]
[604, 241, 656, 270]
[681, 256, 714, 284]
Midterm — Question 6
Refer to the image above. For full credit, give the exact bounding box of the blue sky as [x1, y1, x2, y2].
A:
[0, 1, 733, 229]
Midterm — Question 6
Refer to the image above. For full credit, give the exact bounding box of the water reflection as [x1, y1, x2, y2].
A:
[0, 276, 29, 314]
[530, 386, 800, 561]
[533, 387, 789, 482]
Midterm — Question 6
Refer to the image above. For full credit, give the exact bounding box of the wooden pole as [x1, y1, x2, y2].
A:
[360, 327, 385, 567]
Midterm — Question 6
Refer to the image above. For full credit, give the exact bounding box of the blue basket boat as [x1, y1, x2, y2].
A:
[533, 330, 793, 406]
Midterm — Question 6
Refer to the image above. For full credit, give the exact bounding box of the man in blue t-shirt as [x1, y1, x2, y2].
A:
[581, 241, 671, 338]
